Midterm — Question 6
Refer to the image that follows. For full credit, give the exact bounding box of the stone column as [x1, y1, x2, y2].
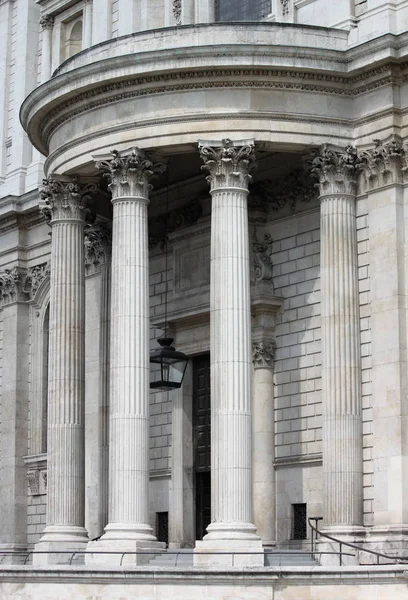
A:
[87, 147, 165, 565]
[39, 15, 53, 84]
[84, 224, 112, 539]
[252, 340, 276, 547]
[359, 139, 408, 549]
[308, 145, 363, 534]
[195, 139, 263, 567]
[34, 177, 96, 565]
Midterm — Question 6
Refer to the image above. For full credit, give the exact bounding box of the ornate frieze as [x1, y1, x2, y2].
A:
[252, 340, 276, 369]
[40, 177, 97, 223]
[253, 232, 273, 286]
[0, 267, 27, 305]
[84, 223, 112, 268]
[360, 137, 408, 191]
[39, 14, 54, 29]
[307, 144, 364, 197]
[95, 147, 166, 199]
[173, 0, 181, 24]
[199, 138, 256, 190]
[250, 169, 317, 213]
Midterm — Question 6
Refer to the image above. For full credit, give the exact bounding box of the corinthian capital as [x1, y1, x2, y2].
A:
[95, 147, 166, 200]
[199, 138, 256, 191]
[307, 144, 363, 197]
[40, 177, 97, 223]
[39, 14, 54, 29]
[252, 340, 276, 369]
[84, 223, 112, 268]
[0, 267, 27, 306]
[360, 137, 408, 191]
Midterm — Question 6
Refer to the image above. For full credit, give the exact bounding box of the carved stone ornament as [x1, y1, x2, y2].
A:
[173, 0, 181, 24]
[0, 267, 27, 306]
[25, 263, 50, 298]
[250, 170, 317, 214]
[95, 147, 166, 200]
[84, 223, 112, 267]
[39, 14, 54, 29]
[281, 0, 290, 16]
[40, 177, 97, 223]
[253, 232, 273, 286]
[253, 340, 276, 369]
[199, 138, 256, 191]
[27, 469, 47, 495]
[148, 198, 202, 250]
[359, 137, 408, 191]
[306, 144, 364, 197]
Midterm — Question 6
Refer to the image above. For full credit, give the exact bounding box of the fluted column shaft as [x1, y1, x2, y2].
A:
[252, 341, 276, 546]
[310, 145, 363, 528]
[39, 15, 53, 83]
[94, 148, 165, 545]
[199, 139, 260, 543]
[35, 178, 96, 558]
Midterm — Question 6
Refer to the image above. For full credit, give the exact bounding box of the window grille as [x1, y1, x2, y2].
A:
[292, 503, 307, 540]
[215, 0, 271, 22]
[157, 512, 169, 546]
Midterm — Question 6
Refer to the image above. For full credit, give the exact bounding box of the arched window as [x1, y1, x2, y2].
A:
[41, 304, 50, 453]
[65, 19, 83, 58]
[215, 0, 271, 21]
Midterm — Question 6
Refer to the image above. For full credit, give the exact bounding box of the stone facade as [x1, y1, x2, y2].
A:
[1, 0, 408, 591]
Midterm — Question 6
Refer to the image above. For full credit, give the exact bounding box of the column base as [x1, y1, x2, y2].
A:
[360, 525, 408, 563]
[317, 525, 366, 566]
[194, 523, 263, 566]
[86, 539, 166, 566]
[33, 526, 89, 566]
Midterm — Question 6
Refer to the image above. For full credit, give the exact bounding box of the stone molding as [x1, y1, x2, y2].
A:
[39, 14, 54, 29]
[84, 223, 112, 268]
[34, 64, 399, 150]
[307, 144, 364, 197]
[95, 147, 166, 199]
[360, 137, 408, 191]
[199, 138, 256, 190]
[40, 177, 97, 222]
[252, 340, 276, 369]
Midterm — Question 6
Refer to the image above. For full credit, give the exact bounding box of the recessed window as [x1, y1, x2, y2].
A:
[62, 17, 83, 60]
[292, 503, 307, 540]
[215, 0, 271, 21]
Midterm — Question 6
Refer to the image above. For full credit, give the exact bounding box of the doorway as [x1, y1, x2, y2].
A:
[193, 354, 211, 540]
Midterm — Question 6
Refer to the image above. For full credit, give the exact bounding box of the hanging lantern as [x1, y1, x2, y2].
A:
[150, 337, 189, 390]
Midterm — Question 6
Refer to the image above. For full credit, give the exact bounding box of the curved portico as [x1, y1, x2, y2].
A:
[19, 19, 408, 566]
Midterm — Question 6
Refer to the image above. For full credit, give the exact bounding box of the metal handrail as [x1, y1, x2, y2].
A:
[308, 517, 408, 566]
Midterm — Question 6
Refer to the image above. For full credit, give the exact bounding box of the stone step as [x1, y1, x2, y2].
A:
[147, 550, 319, 568]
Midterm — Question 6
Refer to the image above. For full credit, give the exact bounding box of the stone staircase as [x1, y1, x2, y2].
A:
[148, 549, 319, 567]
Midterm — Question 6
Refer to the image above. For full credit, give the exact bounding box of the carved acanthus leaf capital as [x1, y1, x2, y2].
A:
[253, 339, 276, 369]
[39, 14, 54, 29]
[173, 0, 181, 24]
[25, 263, 50, 298]
[359, 137, 408, 190]
[40, 177, 97, 223]
[0, 267, 28, 306]
[199, 138, 256, 191]
[95, 147, 166, 199]
[307, 144, 363, 197]
[84, 223, 112, 268]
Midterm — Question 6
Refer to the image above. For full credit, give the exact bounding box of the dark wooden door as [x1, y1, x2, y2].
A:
[193, 354, 211, 540]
